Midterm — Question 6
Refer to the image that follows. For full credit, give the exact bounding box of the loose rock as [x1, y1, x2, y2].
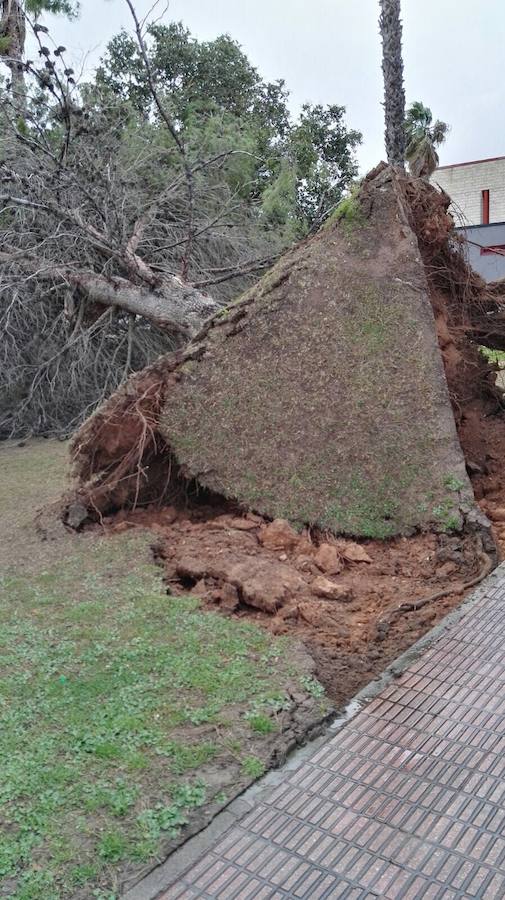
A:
[314, 543, 343, 575]
[258, 518, 300, 553]
[312, 576, 353, 602]
[340, 542, 372, 564]
[489, 507, 505, 522]
[65, 502, 88, 530]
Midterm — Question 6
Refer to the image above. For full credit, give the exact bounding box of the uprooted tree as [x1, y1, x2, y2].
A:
[0, 2, 361, 437]
[69, 161, 505, 542]
[65, 0, 505, 550]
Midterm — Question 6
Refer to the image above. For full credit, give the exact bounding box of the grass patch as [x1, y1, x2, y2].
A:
[246, 713, 276, 734]
[443, 474, 465, 493]
[241, 756, 265, 779]
[323, 471, 401, 539]
[0, 442, 314, 898]
[432, 498, 461, 532]
[479, 346, 505, 365]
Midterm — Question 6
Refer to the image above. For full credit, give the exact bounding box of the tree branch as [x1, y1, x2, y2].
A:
[0, 250, 219, 335]
[124, 0, 195, 279]
[192, 254, 278, 288]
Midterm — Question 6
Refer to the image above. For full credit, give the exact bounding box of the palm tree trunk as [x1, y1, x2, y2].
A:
[379, 0, 406, 169]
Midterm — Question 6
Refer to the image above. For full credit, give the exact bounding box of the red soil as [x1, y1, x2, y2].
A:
[99, 407, 505, 709]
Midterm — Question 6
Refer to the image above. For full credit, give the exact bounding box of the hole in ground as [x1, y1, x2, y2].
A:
[102, 492, 498, 709]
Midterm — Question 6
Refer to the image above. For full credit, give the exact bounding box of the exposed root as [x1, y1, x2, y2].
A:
[380, 542, 494, 625]
[403, 174, 505, 363]
[69, 361, 174, 515]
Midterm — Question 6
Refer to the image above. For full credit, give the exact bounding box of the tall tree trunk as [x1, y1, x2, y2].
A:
[379, 0, 406, 169]
[1, 0, 27, 110]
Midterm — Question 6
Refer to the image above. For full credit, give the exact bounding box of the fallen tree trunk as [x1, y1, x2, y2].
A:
[0, 250, 220, 337]
[69, 272, 219, 338]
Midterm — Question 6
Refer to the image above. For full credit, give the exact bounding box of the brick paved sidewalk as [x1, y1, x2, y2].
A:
[158, 570, 505, 899]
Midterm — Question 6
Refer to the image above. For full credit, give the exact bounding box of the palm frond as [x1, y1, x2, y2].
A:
[405, 102, 448, 177]
[431, 119, 449, 146]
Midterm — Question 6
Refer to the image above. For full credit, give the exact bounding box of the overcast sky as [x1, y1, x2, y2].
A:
[42, 0, 505, 174]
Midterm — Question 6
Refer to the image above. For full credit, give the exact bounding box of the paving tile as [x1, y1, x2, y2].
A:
[213, 871, 250, 899]
[225, 877, 264, 899]
[306, 873, 345, 899]
[199, 861, 239, 894]
[483, 871, 505, 898]
[291, 866, 326, 897]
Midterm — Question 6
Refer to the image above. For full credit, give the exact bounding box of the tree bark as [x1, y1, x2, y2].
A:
[73, 273, 220, 337]
[379, 0, 406, 169]
[0, 250, 220, 336]
[1, 0, 27, 110]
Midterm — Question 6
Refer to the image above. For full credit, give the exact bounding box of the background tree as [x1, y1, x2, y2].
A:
[0, 8, 361, 438]
[0, 0, 78, 104]
[287, 103, 361, 231]
[405, 100, 449, 178]
[379, 0, 406, 168]
[97, 23, 361, 234]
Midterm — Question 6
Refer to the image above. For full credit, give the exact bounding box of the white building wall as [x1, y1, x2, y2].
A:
[431, 157, 505, 226]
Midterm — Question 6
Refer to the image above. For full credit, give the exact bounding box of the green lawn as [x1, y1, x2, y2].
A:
[0, 442, 326, 899]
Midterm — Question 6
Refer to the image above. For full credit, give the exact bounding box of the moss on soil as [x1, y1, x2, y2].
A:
[323, 191, 366, 234]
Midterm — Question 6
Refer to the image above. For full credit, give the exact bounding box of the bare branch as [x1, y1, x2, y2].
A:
[192, 254, 279, 288]
[124, 0, 196, 278]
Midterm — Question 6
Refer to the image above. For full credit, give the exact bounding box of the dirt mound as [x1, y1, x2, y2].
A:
[70, 164, 504, 545]
[67, 163, 505, 708]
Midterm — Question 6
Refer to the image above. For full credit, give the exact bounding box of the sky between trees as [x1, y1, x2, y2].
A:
[37, 0, 505, 174]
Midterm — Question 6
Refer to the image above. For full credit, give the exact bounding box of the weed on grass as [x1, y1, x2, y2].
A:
[241, 757, 266, 779]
